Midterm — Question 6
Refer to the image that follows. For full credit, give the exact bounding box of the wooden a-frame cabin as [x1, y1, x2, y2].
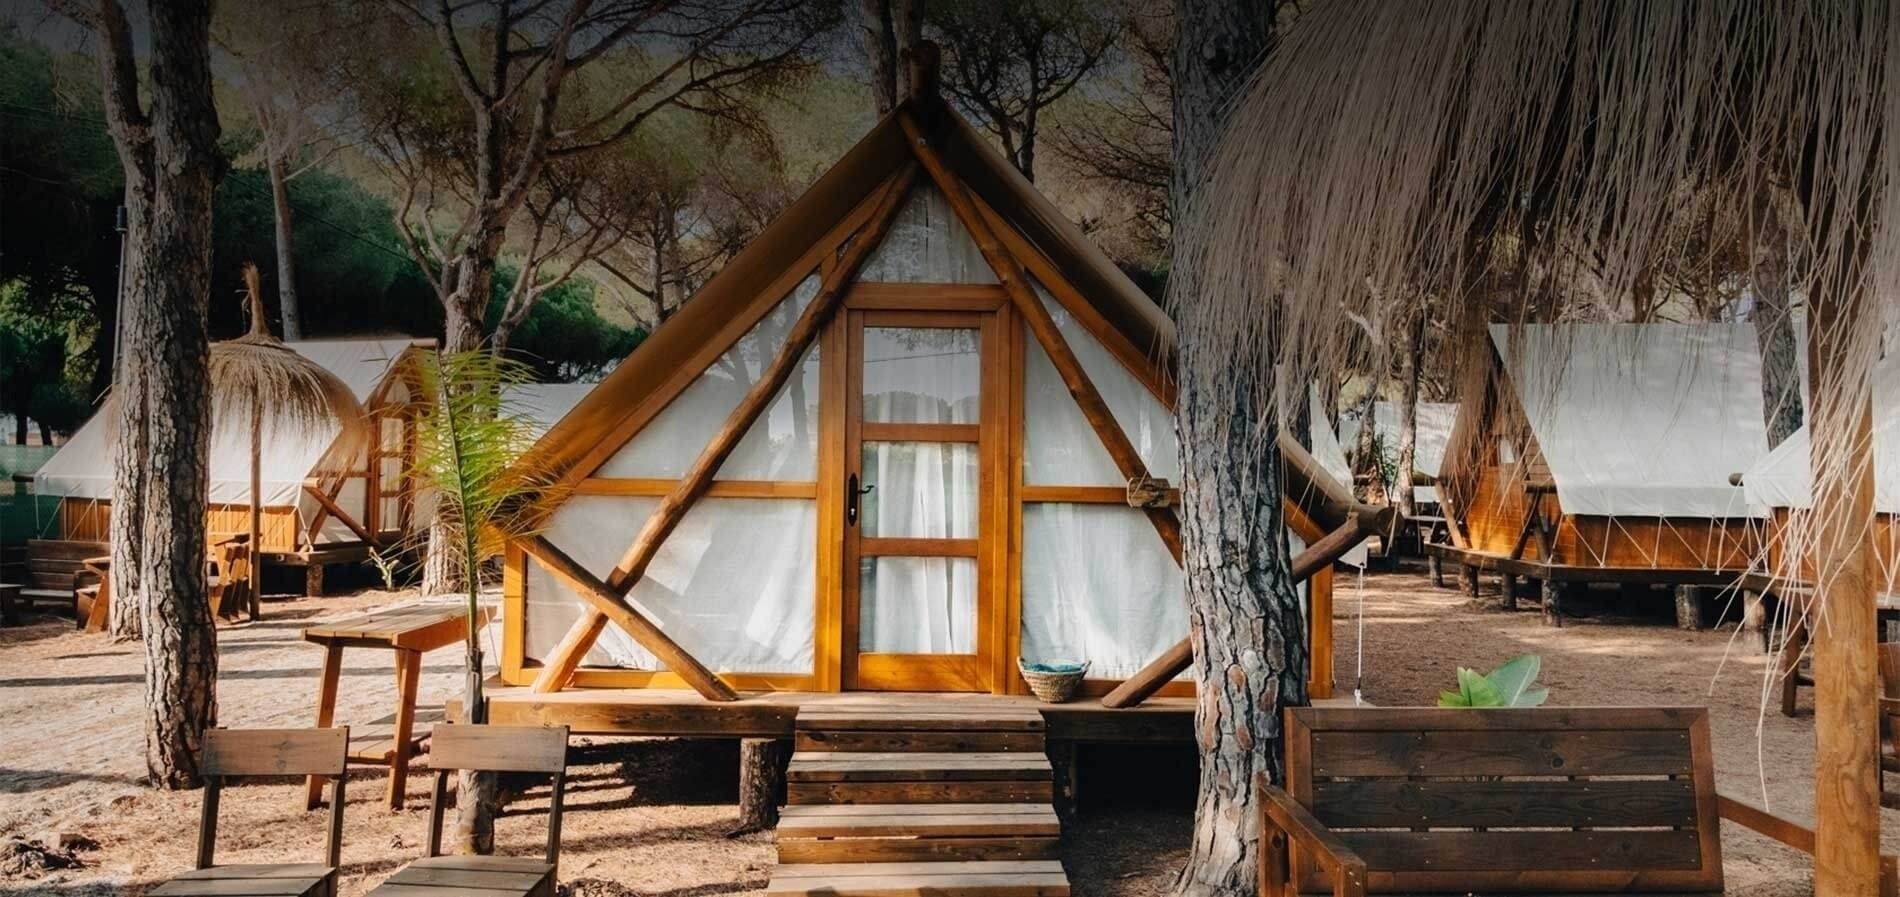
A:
[1430, 323, 1772, 625]
[495, 84, 1376, 717]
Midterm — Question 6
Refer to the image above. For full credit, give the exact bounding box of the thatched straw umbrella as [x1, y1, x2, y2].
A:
[1173, 2, 1894, 891]
[209, 265, 363, 618]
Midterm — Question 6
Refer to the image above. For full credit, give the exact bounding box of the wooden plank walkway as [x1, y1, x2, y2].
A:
[768, 706, 1071, 897]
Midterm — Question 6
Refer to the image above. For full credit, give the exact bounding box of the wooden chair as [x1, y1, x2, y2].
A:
[1257, 706, 1896, 896]
[152, 727, 349, 897]
[208, 535, 253, 621]
[369, 724, 570, 897]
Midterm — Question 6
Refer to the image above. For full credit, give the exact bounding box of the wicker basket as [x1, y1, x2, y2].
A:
[1019, 659, 1090, 703]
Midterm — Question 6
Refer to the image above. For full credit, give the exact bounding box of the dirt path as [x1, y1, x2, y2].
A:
[0, 567, 1864, 895]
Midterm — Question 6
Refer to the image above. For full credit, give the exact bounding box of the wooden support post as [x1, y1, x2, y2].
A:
[734, 737, 790, 835]
[302, 481, 376, 546]
[1462, 565, 1480, 599]
[304, 564, 324, 598]
[1500, 573, 1518, 611]
[1675, 585, 1704, 631]
[1541, 579, 1564, 628]
[1428, 553, 1444, 588]
[1809, 298, 1882, 895]
[1101, 511, 1386, 709]
[1781, 609, 1808, 717]
[521, 535, 740, 702]
[1743, 590, 1768, 652]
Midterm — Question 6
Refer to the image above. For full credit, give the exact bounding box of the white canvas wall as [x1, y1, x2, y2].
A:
[1491, 324, 1769, 518]
[1023, 287, 1179, 485]
[598, 277, 822, 481]
[1020, 503, 1187, 679]
[858, 183, 998, 284]
[525, 495, 817, 673]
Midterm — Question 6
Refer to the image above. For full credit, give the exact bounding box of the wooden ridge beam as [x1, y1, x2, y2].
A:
[1101, 509, 1390, 709]
[897, 109, 1182, 562]
[529, 163, 920, 694]
[519, 534, 739, 702]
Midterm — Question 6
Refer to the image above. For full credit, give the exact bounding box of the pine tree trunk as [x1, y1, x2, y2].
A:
[1396, 311, 1425, 520]
[1170, 1, 1287, 895]
[421, 259, 492, 597]
[267, 149, 301, 339]
[135, 0, 223, 789]
[735, 738, 790, 834]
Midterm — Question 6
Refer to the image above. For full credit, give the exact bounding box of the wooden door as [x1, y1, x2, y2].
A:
[842, 308, 1003, 691]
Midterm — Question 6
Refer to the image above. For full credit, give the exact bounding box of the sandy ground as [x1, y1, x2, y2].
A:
[0, 564, 1871, 895]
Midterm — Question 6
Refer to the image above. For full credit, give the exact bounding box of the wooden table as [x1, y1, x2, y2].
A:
[302, 601, 495, 809]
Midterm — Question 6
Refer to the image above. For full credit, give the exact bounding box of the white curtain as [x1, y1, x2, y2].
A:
[862, 327, 980, 423]
[1021, 503, 1186, 679]
[858, 441, 979, 653]
[1022, 286, 1180, 485]
[858, 183, 998, 284]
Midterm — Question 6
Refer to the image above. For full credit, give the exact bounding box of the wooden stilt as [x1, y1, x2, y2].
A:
[1500, 573, 1518, 611]
[1742, 590, 1767, 652]
[1541, 579, 1564, 628]
[1809, 306, 1882, 895]
[1428, 553, 1444, 588]
[304, 564, 324, 598]
[1462, 565, 1480, 599]
[735, 737, 790, 834]
[1675, 586, 1704, 631]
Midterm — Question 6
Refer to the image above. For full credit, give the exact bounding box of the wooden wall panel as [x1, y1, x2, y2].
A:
[59, 498, 299, 552]
[1765, 509, 1900, 594]
[1462, 468, 1759, 571]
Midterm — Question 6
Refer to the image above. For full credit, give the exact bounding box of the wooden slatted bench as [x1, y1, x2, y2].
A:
[1257, 706, 1895, 896]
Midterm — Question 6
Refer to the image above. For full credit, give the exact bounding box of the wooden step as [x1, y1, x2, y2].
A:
[796, 728, 1044, 754]
[777, 804, 1060, 864]
[787, 752, 1051, 784]
[795, 710, 1044, 733]
[766, 860, 1069, 897]
[788, 779, 1054, 805]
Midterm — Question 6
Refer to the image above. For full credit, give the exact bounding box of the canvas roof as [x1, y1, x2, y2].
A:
[1743, 354, 1900, 514]
[35, 338, 422, 507]
[1489, 323, 1770, 518]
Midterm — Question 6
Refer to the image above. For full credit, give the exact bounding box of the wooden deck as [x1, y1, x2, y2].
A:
[481, 684, 1199, 744]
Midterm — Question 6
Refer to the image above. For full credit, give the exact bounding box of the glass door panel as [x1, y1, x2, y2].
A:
[844, 311, 994, 692]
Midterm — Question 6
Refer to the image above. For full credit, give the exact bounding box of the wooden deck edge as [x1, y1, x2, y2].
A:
[1422, 544, 1753, 587]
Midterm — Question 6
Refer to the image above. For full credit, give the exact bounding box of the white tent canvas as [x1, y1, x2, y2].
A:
[35, 339, 422, 544]
[1490, 324, 1771, 519]
[1743, 354, 1900, 515]
[1339, 401, 1461, 503]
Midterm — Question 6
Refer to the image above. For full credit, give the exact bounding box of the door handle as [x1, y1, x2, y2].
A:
[847, 474, 875, 526]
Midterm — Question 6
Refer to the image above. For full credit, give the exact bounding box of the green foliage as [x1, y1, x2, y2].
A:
[1438, 654, 1551, 708]
[0, 280, 97, 439]
[489, 268, 642, 380]
[210, 168, 443, 338]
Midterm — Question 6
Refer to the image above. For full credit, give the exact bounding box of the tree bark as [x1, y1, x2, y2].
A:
[1395, 311, 1425, 520]
[135, 0, 224, 789]
[266, 149, 302, 339]
[1170, 2, 1287, 895]
[90, 0, 153, 643]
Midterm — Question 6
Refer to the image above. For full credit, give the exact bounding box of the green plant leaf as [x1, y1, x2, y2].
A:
[1437, 688, 1471, 707]
[1486, 654, 1545, 707]
[1458, 666, 1504, 707]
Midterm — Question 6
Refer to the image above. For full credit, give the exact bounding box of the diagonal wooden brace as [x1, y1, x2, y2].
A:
[1100, 508, 1392, 709]
[520, 535, 739, 702]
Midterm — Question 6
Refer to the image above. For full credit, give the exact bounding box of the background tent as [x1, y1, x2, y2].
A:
[1339, 401, 1461, 503]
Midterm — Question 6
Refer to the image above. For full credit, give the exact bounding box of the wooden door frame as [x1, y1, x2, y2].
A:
[838, 301, 1007, 692]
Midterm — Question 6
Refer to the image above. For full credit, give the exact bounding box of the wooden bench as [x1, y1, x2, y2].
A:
[368, 723, 570, 897]
[1257, 706, 1894, 896]
[152, 727, 349, 897]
